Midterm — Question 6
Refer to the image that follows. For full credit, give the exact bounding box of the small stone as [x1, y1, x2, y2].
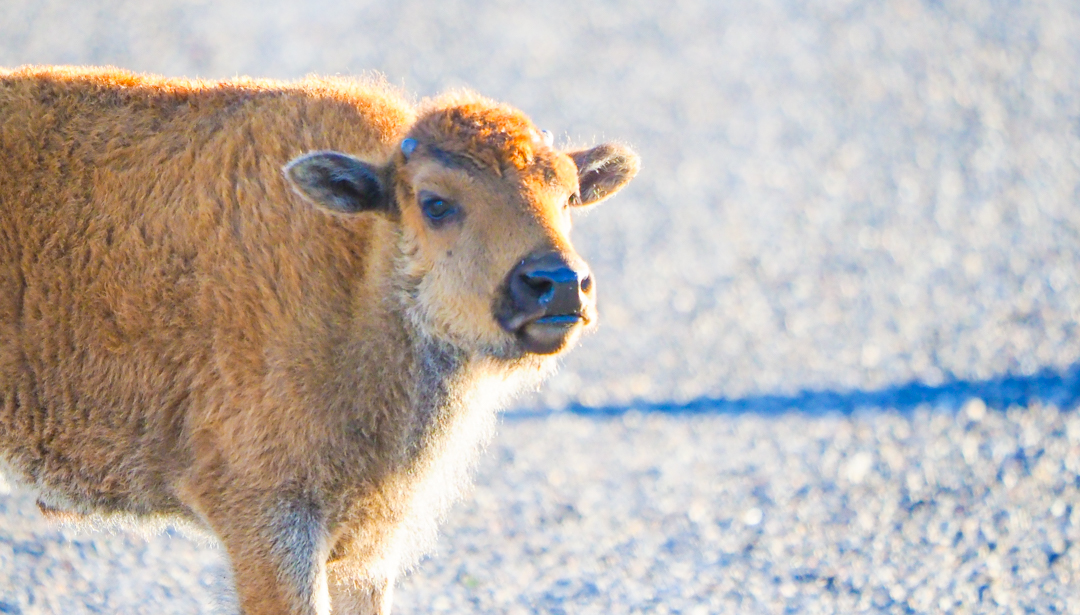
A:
[743, 508, 763, 526]
[846, 452, 874, 484]
[965, 398, 987, 421]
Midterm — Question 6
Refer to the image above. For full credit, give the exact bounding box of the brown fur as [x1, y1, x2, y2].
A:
[0, 65, 637, 614]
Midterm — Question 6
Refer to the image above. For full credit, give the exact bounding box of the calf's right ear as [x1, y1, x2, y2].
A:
[284, 151, 389, 215]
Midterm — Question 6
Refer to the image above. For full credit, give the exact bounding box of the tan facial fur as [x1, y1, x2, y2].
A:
[393, 131, 584, 356]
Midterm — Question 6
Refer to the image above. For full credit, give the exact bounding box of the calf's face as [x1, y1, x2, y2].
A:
[285, 105, 638, 358]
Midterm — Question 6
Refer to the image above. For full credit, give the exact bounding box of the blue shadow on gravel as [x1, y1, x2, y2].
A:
[512, 364, 1080, 419]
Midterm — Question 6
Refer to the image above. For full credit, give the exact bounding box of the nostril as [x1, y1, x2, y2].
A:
[521, 273, 555, 304]
[580, 275, 593, 293]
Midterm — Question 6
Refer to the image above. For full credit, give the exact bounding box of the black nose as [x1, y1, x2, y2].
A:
[509, 252, 591, 320]
[495, 251, 596, 355]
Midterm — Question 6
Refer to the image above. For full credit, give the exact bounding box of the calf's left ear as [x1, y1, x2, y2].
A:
[284, 151, 389, 215]
[567, 143, 640, 207]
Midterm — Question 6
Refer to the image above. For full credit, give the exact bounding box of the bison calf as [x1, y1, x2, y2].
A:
[0, 66, 638, 614]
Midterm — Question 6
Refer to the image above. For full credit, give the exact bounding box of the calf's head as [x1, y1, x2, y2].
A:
[285, 96, 638, 358]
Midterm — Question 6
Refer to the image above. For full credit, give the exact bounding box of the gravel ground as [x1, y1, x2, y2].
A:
[3, 0, 1080, 613]
[398, 402, 1080, 614]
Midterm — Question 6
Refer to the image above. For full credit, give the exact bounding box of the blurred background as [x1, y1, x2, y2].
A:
[2, 0, 1080, 613]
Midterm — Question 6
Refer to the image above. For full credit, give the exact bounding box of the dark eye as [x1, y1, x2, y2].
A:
[419, 191, 459, 225]
[567, 193, 581, 207]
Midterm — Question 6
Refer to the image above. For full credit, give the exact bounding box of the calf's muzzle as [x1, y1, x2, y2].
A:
[496, 251, 595, 355]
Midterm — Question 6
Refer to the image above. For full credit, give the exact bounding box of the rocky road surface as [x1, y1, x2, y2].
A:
[3, 0, 1080, 613]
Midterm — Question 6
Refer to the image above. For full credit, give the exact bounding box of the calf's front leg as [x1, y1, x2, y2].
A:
[198, 486, 332, 615]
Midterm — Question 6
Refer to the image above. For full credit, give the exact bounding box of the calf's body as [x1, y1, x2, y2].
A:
[0, 66, 637, 613]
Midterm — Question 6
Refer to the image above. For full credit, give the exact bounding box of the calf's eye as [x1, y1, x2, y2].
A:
[419, 191, 459, 225]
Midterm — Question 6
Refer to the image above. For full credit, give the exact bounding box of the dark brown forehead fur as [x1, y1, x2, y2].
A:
[406, 93, 571, 186]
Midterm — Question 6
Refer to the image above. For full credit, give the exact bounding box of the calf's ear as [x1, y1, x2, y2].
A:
[284, 151, 389, 214]
[567, 143, 640, 207]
